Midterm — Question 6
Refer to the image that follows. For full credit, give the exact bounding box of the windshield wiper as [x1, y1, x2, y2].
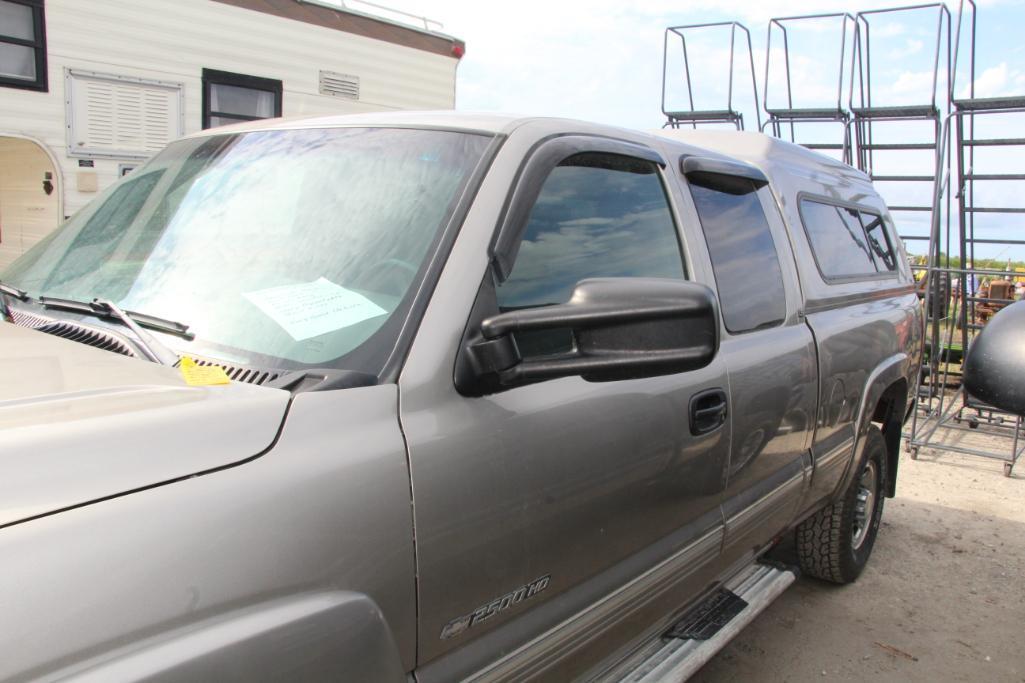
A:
[0, 280, 29, 323]
[0, 281, 28, 301]
[39, 296, 191, 366]
[38, 296, 193, 339]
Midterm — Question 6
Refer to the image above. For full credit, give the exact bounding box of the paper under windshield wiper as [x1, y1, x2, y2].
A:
[39, 296, 192, 366]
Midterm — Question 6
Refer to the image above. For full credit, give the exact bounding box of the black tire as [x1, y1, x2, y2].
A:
[795, 424, 888, 584]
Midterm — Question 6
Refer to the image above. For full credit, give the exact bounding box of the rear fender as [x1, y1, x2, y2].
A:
[835, 353, 909, 500]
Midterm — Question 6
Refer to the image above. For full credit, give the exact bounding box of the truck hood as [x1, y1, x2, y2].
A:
[0, 322, 290, 527]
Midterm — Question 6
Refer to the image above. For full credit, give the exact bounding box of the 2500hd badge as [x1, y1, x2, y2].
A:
[441, 575, 552, 640]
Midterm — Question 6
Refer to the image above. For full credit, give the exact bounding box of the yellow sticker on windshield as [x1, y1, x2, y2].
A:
[179, 356, 230, 386]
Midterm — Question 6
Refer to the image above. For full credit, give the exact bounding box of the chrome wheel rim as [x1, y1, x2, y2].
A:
[852, 460, 878, 551]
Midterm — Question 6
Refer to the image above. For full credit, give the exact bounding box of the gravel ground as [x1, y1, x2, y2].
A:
[692, 431, 1025, 682]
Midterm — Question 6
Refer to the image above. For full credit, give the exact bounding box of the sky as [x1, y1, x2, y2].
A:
[374, 0, 1025, 260]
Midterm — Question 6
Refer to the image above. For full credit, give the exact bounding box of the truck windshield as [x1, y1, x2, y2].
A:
[2, 127, 491, 372]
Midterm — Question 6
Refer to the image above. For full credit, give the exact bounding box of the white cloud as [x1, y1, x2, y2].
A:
[890, 69, 942, 99]
[888, 38, 924, 60]
[964, 62, 1025, 99]
[872, 22, 906, 38]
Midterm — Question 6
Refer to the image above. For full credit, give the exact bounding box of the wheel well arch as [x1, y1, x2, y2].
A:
[870, 378, 908, 498]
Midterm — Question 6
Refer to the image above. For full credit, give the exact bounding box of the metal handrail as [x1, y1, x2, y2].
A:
[950, 0, 977, 103]
[763, 13, 857, 115]
[661, 22, 761, 130]
[907, 108, 953, 447]
[851, 3, 951, 113]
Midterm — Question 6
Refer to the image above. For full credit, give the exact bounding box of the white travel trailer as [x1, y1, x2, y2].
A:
[0, 0, 464, 268]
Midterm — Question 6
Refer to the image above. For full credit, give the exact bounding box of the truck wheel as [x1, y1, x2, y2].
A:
[795, 425, 887, 584]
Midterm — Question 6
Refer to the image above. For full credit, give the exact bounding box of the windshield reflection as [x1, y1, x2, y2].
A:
[3, 127, 491, 370]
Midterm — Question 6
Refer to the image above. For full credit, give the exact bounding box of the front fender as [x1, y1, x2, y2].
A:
[41, 592, 406, 682]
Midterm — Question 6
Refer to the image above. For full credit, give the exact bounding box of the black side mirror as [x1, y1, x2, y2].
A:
[457, 277, 719, 395]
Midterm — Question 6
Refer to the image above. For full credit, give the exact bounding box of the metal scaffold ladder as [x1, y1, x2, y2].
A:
[661, 22, 760, 130]
[906, 0, 1025, 476]
[762, 12, 857, 164]
[851, 3, 951, 291]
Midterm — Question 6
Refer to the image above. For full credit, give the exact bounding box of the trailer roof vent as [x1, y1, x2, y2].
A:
[319, 71, 360, 100]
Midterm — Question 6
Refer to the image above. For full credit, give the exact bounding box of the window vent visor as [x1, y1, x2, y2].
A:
[680, 155, 768, 194]
[319, 71, 360, 100]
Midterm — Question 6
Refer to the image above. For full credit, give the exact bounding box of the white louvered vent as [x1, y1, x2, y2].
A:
[66, 70, 183, 159]
[319, 70, 360, 100]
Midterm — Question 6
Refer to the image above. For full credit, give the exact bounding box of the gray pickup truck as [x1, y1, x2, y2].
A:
[0, 113, 921, 682]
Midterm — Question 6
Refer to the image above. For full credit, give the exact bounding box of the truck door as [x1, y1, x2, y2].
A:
[676, 161, 818, 561]
[399, 134, 731, 682]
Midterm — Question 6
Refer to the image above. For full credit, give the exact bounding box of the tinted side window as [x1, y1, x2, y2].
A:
[861, 212, 897, 271]
[497, 153, 686, 355]
[689, 179, 786, 333]
[800, 199, 878, 279]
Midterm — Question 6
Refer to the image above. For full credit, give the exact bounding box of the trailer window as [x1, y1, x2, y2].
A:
[202, 68, 282, 129]
[0, 0, 46, 91]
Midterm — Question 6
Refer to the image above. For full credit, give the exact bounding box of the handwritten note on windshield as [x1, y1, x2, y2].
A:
[243, 277, 386, 341]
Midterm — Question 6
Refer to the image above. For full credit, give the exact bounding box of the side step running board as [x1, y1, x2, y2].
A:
[615, 563, 797, 682]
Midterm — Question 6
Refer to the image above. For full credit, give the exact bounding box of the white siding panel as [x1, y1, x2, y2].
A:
[50, 0, 456, 110]
[0, 0, 459, 235]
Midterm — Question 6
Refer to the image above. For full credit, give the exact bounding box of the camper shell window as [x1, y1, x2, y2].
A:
[0, 0, 47, 92]
[202, 68, 282, 129]
[860, 211, 897, 272]
[798, 195, 899, 283]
